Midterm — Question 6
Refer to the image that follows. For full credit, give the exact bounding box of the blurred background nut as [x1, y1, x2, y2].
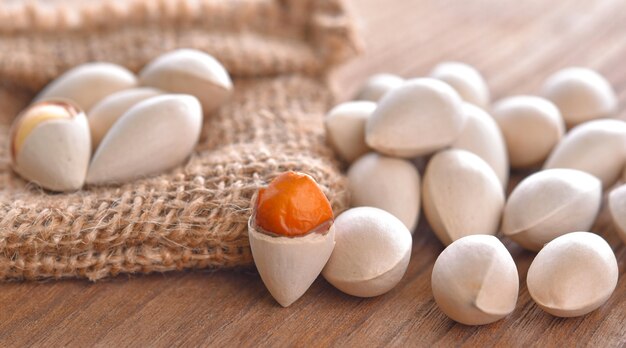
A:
[493, 96, 564, 169]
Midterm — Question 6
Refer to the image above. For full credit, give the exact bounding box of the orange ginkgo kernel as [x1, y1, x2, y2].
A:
[254, 171, 334, 237]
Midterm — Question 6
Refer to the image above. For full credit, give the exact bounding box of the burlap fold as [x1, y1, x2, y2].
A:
[0, 0, 360, 280]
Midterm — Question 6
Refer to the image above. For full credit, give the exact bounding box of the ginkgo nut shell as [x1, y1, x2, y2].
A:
[452, 103, 509, 187]
[608, 185, 626, 245]
[35, 62, 137, 112]
[502, 169, 602, 251]
[12, 102, 74, 157]
[527, 232, 618, 317]
[249, 172, 336, 307]
[541, 67, 617, 128]
[543, 119, 626, 188]
[347, 152, 420, 232]
[10, 100, 90, 192]
[366, 78, 465, 157]
[356, 74, 404, 102]
[432, 235, 519, 326]
[422, 149, 504, 246]
[493, 96, 564, 169]
[430, 62, 490, 108]
[324, 101, 376, 163]
[322, 207, 412, 298]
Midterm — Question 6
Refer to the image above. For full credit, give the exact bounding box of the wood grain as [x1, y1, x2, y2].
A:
[2, 0, 626, 346]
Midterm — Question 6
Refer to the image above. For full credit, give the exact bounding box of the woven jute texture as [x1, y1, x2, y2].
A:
[0, 0, 360, 281]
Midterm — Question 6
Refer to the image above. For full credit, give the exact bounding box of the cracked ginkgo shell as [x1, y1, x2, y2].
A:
[322, 207, 412, 297]
[423, 149, 504, 246]
[248, 217, 335, 307]
[139, 49, 233, 114]
[493, 96, 564, 169]
[452, 103, 509, 187]
[10, 100, 90, 192]
[324, 101, 376, 163]
[502, 169, 601, 251]
[86, 94, 202, 185]
[543, 119, 626, 188]
[347, 152, 420, 232]
[356, 73, 404, 102]
[88, 87, 163, 150]
[429, 62, 490, 108]
[541, 67, 617, 128]
[527, 232, 618, 317]
[35, 62, 137, 112]
[366, 78, 465, 157]
[608, 185, 626, 245]
[432, 235, 519, 325]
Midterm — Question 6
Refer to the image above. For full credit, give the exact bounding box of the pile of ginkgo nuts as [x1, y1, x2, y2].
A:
[9, 48, 232, 191]
[321, 62, 625, 325]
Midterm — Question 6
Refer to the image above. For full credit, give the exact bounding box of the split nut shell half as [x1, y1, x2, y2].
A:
[502, 169, 601, 251]
[527, 232, 618, 317]
[366, 78, 465, 157]
[139, 49, 233, 114]
[423, 149, 504, 246]
[543, 119, 626, 188]
[432, 235, 519, 325]
[347, 152, 420, 232]
[10, 100, 91, 192]
[86, 94, 203, 185]
[35, 62, 137, 112]
[322, 207, 412, 297]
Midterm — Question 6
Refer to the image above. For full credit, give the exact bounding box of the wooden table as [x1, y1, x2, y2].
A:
[2, 0, 626, 346]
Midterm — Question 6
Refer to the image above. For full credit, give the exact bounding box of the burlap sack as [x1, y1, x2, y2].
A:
[0, 0, 360, 281]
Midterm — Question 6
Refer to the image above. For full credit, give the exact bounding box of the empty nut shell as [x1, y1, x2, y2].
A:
[527, 232, 618, 317]
[432, 235, 519, 326]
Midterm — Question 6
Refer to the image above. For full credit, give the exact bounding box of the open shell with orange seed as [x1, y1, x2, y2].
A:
[248, 171, 335, 307]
